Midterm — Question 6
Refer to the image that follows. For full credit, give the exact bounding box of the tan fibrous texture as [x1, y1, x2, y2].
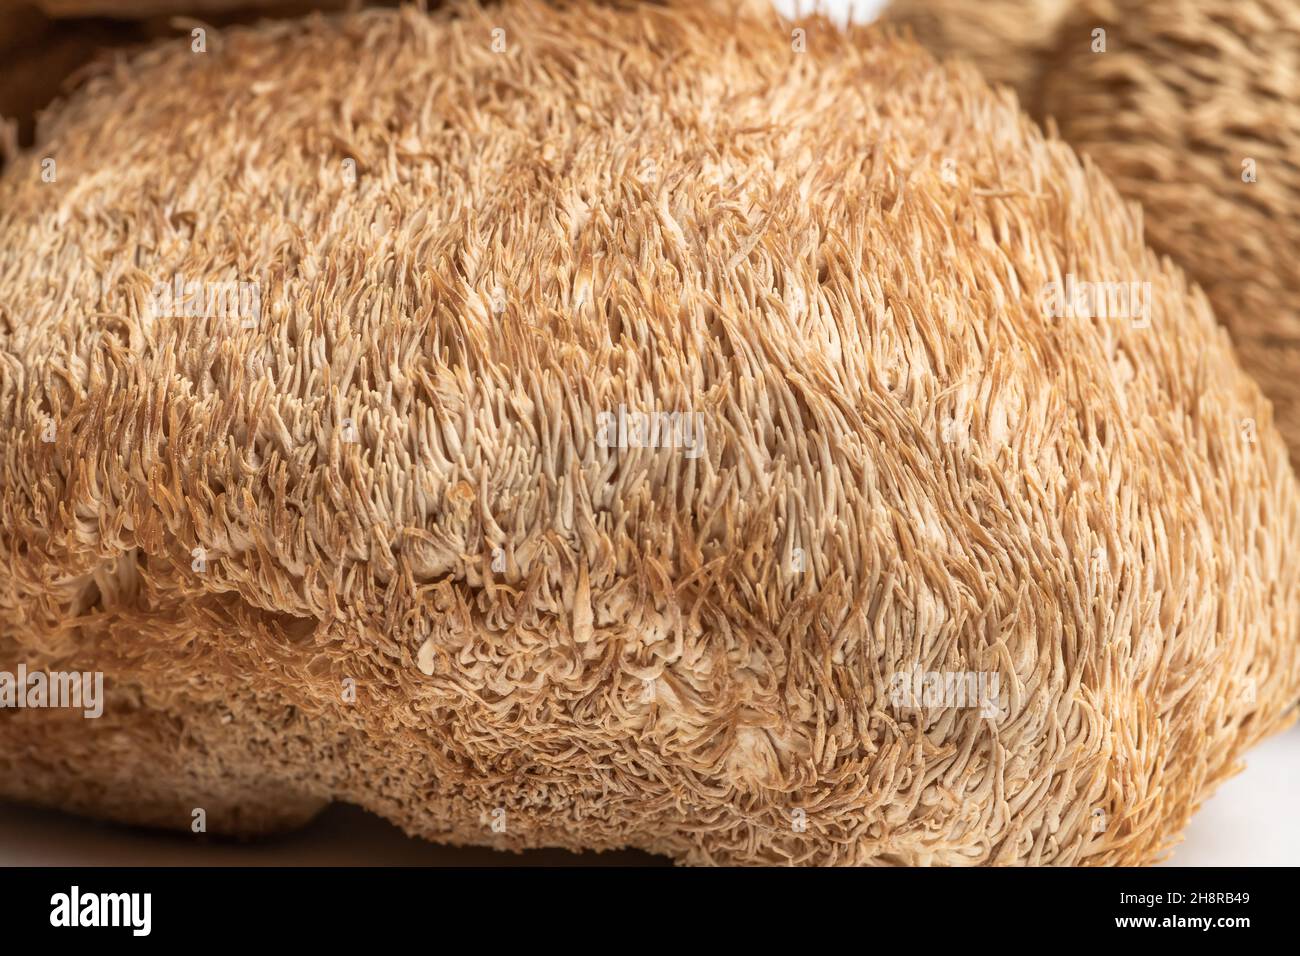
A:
[882, 0, 1071, 109]
[0, 3, 764, 148]
[885, 0, 1300, 470]
[8, 0, 352, 17]
[1038, 0, 1300, 466]
[1, 1, 1298, 865]
[0, 14, 150, 151]
[10, 0, 768, 18]
[0, 0, 382, 146]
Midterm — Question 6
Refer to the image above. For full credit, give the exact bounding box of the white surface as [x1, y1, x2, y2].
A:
[771, 0, 886, 23]
[1, 727, 1294, 866]
[1155, 725, 1300, 866]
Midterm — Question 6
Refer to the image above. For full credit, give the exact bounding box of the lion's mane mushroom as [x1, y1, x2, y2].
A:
[0, 0, 1297, 865]
[882, 0, 1071, 111]
[884, 0, 1300, 470]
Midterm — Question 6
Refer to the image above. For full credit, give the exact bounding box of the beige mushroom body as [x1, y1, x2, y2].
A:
[0, 0, 1297, 864]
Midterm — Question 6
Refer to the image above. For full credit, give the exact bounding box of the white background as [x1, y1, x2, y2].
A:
[1, 0, 1294, 866]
